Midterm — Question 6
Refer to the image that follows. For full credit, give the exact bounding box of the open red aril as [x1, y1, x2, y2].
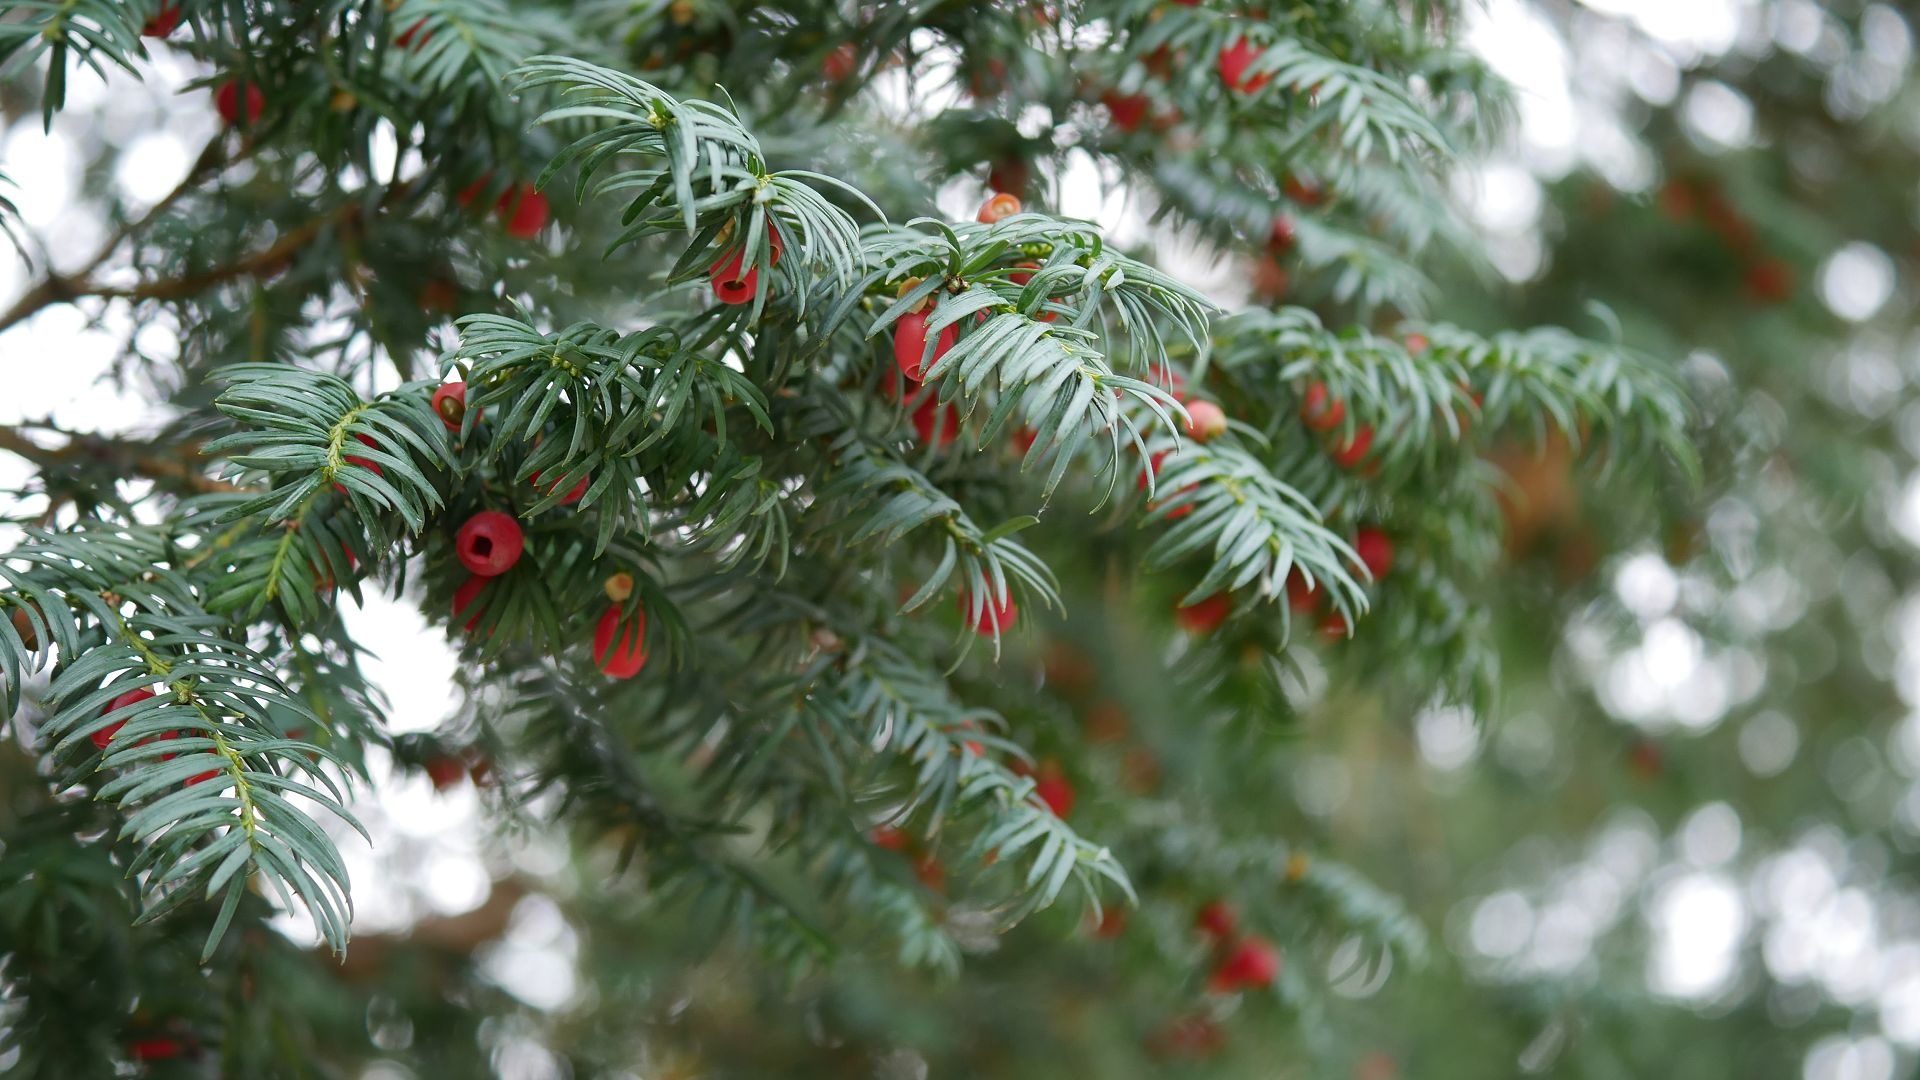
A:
[454, 511, 524, 577]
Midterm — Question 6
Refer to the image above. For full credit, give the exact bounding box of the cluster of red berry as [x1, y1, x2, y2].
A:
[428, 380, 647, 678]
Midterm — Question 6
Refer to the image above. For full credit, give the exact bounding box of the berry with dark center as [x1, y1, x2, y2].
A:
[709, 228, 784, 306]
[1175, 593, 1232, 634]
[451, 574, 488, 633]
[593, 603, 649, 679]
[977, 192, 1022, 224]
[143, 2, 183, 37]
[454, 511, 524, 577]
[893, 308, 958, 381]
[1195, 899, 1237, 940]
[95, 687, 157, 750]
[1300, 381, 1344, 431]
[1354, 528, 1393, 580]
[1217, 37, 1270, 94]
[1185, 400, 1228, 442]
[215, 81, 265, 126]
[1209, 937, 1280, 992]
[959, 587, 1017, 636]
[1331, 425, 1374, 469]
[431, 381, 468, 431]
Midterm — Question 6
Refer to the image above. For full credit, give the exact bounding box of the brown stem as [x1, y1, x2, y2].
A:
[0, 167, 408, 336]
[0, 424, 245, 496]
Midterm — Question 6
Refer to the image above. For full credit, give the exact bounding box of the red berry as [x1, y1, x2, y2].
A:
[531, 470, 589, 506]
[1403, 331, 1430, 355]
[1217, 37, 1270, 94]
[914, 852, 945, 891]
[128, 1039, 185, 1062]
[8, 606, 40, 651]
[1033, 765, 1075, 817]
[1331, 425, 1374, 469]
[1283, 175, 1325, 206]
[431, 382, 468, 431]
[712, 265, 758, 305]
[1744, 258, 1794, 304]
[959, 587, 1017, 636]
[1285, 571, 1319, 612]
[1210, 936, 1280, 992]
[708, 229, 784, 306]
[1092, 906, 1127, 938]
[593, 603, 649, 679]
[424, 754, 466, 791]
[395, 16, 432, 49]
[911, 396, 960, 447]
[1184, 400, 1227, 442]
[143, 2, 182, 37]
[215, 81, 264, 126]
[313, 547, 358, 592]
[823, 43, 857, 82]
[987, 157, 1029, 196]
[455, 176, 491, 209]
[454, 511, 524, 577]
[451, 574, 488, 632]
[977, 192, 1022, 224]
[184, 763, 222, 788]
[1175, 593, 1231, 634]
[1300, 382, 1344, 431]
[1138, 449, 1172, 491]
[498, 186, 548, 239]
[893, 309, 958, 381]
[871, 826, 911, 851]
[1319, 611, 1349, 639]
[1195, 899, 1237, 940]
[96, 687, 157, 749]
[1009, 260, 1041, 286]
[1354, 528, 1393, 580]
[1269, 216, 1296, 253]
[1103, 91, 1150, 132]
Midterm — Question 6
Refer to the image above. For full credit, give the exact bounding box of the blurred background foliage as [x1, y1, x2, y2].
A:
[0, 0, 1915, 1078]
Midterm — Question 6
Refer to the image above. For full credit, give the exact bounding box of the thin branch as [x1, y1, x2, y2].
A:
[0, 423, 246, 495]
